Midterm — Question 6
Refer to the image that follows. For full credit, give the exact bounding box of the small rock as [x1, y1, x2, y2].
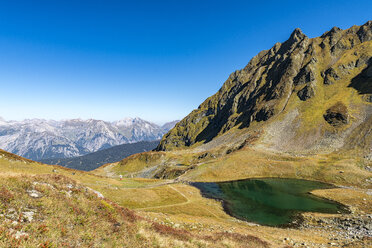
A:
[27, 189, 43, 198]
[22, 211, 35, 222]
[86, 187, 104, 198]
[14, 231, 28, 239]
[63, 190, 72, 197]
[6, 208, 18, 220]
[297, 84, 315, 101]
[323, 68, 340, 85]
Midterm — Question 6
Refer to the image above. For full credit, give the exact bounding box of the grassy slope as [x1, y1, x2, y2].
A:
[3, 148, 370, 247]
[94, 143, 371, 187]
[92, 148, 372, 247]
[179, 147, 371, 187]
[1, 140, 371, 247]
[0, 150, 270, 248]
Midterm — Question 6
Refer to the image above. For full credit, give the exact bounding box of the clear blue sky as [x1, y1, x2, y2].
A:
[0, 0, 371, 124]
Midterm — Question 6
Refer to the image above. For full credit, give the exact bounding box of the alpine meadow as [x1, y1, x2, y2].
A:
[0, 1, 371, 247]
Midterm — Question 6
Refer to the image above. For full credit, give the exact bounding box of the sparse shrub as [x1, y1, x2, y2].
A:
[104, 199, 140, 223]
[0, 187, 14, 204]
[81, 232, 94, 242]
[37, 224, 48, 234]
[100, 200, 114, 211]
[0, 164, 273, 247]
[151, 222, 191, 241]
[202, 232, 270, 248]
[136, 233, 143, 240]
[38, 241, 54, 248]
[9, 237, 22, 248]
[59, 225, 67, 237]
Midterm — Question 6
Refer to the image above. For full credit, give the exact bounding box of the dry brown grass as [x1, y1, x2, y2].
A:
[0, 156, 272, 247]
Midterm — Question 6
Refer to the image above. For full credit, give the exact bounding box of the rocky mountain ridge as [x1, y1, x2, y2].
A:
[157, 21, 372, 160]
[0, 117, 177, 160]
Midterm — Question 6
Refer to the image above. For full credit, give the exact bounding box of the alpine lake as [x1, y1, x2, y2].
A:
[192, 178, 349, 227]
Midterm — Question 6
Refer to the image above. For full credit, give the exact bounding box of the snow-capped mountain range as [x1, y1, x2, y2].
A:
[0, 117, 177, 160]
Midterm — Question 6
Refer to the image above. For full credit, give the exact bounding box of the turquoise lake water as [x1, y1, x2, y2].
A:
[192, 178, 348, 226]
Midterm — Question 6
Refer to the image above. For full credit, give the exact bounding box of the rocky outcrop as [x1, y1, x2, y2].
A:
[323, 102, 349, 127]
[349, 58, 372, 94]
[297, 84, 315, 101]
[157, 21, 372, 151]
[294, 65, 315, 85]
[323, 68, 340, 85]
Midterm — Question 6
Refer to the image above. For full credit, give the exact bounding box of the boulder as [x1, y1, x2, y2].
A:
[294, 66, 315, 85]
[323, 68, 340, 85]
[297, 85, 315, 101]
[323, 102, 349, 127]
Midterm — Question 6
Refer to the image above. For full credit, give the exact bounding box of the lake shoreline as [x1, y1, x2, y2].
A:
[190, 178, 350, 228]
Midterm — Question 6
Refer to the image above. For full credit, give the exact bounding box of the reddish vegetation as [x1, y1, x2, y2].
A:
[104, 199, 141, 223]
[0, 186, 14, 204]
[37, 224, 49, 234]
[151, 222, 191, 241]
[201, 232, 270, 248]
[0, 149, 37, 164]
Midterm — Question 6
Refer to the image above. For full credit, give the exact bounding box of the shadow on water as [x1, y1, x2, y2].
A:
[191, 178, 349, 227]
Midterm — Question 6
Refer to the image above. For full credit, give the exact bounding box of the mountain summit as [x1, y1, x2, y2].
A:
[157, 21, 372, 160]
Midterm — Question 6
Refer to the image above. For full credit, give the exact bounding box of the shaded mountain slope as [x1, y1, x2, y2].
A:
[157, 21, 372, 160]
[40, 140, 159, 171]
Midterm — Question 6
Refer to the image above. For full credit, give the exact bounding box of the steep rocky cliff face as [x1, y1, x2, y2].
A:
[157, 21, 372, 158]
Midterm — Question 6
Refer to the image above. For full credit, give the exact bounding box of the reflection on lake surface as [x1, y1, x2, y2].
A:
[192, 178, 348, 226]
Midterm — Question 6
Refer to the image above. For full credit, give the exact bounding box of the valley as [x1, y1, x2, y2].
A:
[1, 147, 371, 247]
[40, 140, 160, 171]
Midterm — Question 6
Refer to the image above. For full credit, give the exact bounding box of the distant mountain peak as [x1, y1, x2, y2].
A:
[115, 117, 144, 126]
[161, 120, 179, 130]
[0, 117, 177, 160]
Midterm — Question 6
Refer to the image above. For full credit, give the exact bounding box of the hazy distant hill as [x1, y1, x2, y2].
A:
[0, 117, 177, 160]
[40, 140, 159, 171]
